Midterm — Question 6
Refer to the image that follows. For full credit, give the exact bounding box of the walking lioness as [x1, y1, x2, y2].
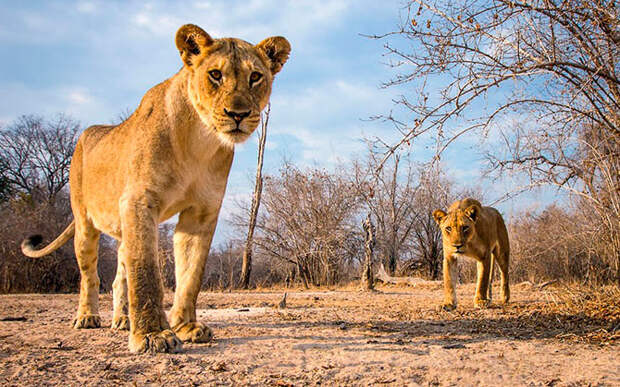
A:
[433, 198, 510, 310]
[21, 24, 290, 353]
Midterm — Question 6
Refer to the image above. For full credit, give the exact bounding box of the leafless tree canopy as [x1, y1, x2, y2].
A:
[374, 0, 618, 156]
[0, 114, 80, 202]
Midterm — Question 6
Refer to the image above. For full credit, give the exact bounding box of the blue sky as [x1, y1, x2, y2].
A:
[0, 1, 557, 243]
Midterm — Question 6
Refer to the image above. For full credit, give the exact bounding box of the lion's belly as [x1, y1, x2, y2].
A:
[453, 253, 479, 262]
[158, 197, 192, 223]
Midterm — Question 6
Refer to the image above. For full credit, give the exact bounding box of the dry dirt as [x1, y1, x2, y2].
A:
[0, 283, 618, 386]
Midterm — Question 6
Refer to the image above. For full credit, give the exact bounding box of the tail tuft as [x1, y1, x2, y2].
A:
[21, 221, 75, 258]
[22, 234, 44, 251]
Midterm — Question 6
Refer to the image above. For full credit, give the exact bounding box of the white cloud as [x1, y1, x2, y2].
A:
[0, 83, 115, 126]
[193, 2, 212, 10]
[131, 8, 184, 37]
[67, 89, 92, 105]
[76, 2, 97, 14]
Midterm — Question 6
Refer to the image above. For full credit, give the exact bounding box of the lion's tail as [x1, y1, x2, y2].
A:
[21, 220, 75, 258]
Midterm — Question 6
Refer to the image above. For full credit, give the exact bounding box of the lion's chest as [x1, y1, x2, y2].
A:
[157, 162, 231, 222]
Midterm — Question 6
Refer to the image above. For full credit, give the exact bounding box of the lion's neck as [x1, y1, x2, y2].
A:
[163, 70, 233, 165]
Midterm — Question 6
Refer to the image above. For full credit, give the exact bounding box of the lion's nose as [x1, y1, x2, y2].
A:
[224, 108, 251, 123]
[453, 243, 464, 249]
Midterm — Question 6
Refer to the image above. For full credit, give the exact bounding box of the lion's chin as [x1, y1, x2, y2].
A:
[216, 128, 251, 148]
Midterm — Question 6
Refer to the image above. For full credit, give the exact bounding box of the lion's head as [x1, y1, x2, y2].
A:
[433, 201, 481, 256]
[175, 24, 290, 146]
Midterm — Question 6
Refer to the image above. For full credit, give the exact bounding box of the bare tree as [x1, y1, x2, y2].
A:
[352, 147, 419, 275]
[372, 0, 620, 282]
[0, 114, 80, 202]
[405, 165, 455, 279]
[235, 163, 362, 287]
[239, 104, 270, 289]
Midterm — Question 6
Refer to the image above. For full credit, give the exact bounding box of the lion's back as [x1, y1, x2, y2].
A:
[482, 206, 509, 253]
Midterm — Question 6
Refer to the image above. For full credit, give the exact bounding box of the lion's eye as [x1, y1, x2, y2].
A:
[249, 71, 262, 85]
[445, 227, 452, 233]
[209, 70, 222, 81]
[462, 226, 469, 232]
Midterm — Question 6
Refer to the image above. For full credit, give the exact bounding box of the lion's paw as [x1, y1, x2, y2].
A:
[173, 321, 213, 343]
[474, 298, 491, 309]
[73, 314, 101, 329]
[111, 315, 130, 330]
[129, 329, 183, 354]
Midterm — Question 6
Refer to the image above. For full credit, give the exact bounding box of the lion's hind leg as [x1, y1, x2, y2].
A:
[111, 253, 129, 330]
[487, 248, 497, 302]
[73, 222, 102, 329]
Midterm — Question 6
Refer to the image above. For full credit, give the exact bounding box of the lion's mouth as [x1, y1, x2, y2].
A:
[219, 127, 251, 144]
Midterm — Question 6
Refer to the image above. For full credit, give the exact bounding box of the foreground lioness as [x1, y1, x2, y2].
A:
[433, 198, 510, 310]
[21, 24, 290, 353]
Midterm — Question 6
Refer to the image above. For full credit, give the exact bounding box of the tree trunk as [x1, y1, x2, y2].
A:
[361, 213, 376, 290]
[386, 249, 397, 276]
[239, 104, 270, 289]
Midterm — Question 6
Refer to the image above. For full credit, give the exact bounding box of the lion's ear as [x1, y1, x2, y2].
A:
[464, 205, 478, 222]
[256, 36, 291, 75]
[175, 24, 213, 67]
[433, 209, 446, 225]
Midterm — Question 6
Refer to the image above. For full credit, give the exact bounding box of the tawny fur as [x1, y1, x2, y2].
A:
[433, 198, 510, 310]
[21, 24, 290, 353]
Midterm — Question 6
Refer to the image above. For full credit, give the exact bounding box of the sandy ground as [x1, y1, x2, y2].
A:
[0, 283, 618, 386]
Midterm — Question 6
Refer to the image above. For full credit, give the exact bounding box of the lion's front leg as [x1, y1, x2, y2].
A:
[168, 208, 218, 343]
[120, 193, 182, 353]
[474, 254, 492, 308]
[442, 254, 458, 310]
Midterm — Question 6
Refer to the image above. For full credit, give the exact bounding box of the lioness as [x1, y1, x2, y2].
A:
[21, 24, 290, 353]
[433, 198, 510, 310]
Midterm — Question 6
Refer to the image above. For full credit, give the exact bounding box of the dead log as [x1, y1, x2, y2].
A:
[537, 279, 558, 289]
[375, 263, 438, 287]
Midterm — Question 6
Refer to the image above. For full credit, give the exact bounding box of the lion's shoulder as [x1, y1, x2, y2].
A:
[79, 125, 116, 149]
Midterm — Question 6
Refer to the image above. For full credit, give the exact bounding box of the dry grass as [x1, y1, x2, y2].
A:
[540, 284, 620, 345]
